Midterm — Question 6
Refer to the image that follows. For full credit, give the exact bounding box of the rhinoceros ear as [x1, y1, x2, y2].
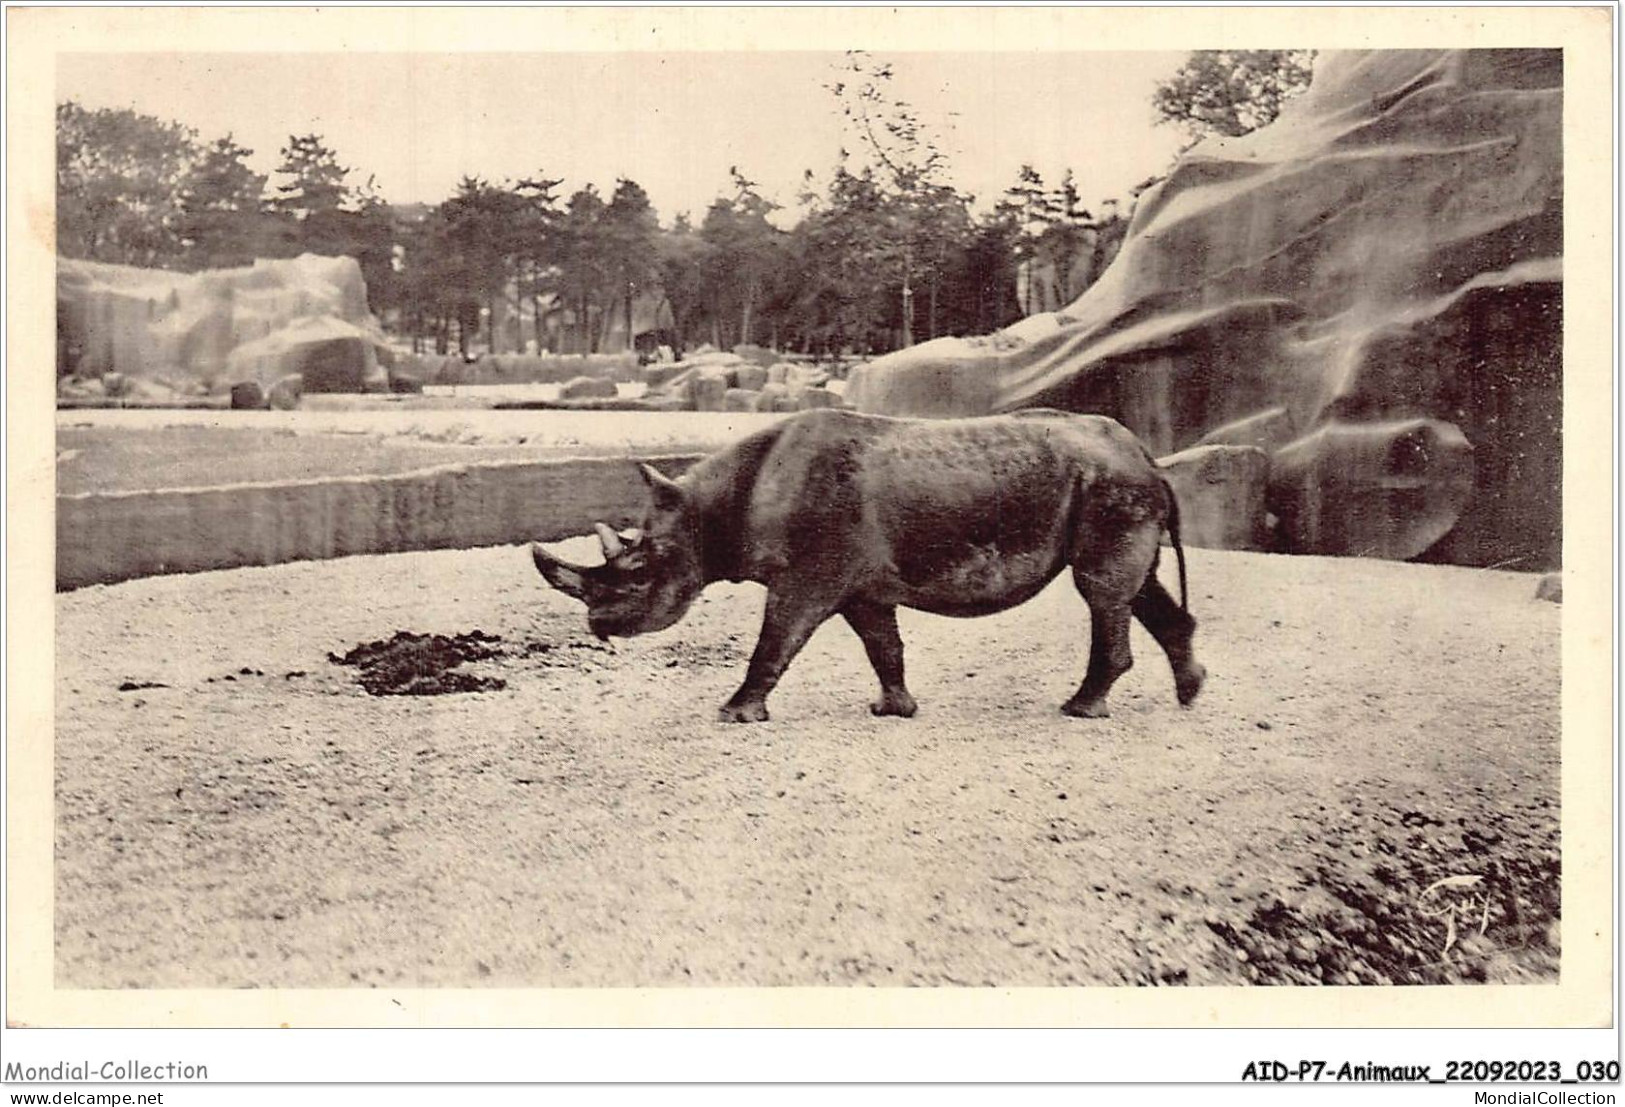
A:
[637, 463, 686, 512]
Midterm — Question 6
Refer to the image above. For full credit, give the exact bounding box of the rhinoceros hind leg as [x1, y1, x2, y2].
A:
[1175, 663, 1206, 707]
[841, 600, 918, 718]
[1129, 575, 1204, 706]
[1062, 601, 1133, 718]
[871, 690, 919, 718]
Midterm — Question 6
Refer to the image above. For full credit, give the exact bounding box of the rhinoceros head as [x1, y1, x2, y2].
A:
[531, 463, 705, 639]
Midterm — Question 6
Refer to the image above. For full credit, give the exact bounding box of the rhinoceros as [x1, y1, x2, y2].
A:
[531, 408, 1204, 723]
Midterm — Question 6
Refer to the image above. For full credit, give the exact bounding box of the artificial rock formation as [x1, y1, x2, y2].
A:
[57, 253, 392, 404]
[1157, 444, 1271, 552]
[846, 50, 1562, 568]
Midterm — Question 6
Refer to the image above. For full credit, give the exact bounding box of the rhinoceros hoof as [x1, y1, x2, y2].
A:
[718, 700, 770, 724]
[1061, 697, 1110, 719]
[1176, 663, 1207, 707]
[871, 692, 918, 718]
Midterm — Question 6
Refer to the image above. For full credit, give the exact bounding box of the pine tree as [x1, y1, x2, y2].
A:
[557, 187, 608, 353]
[601, 178, 661, 351]
[178, 134, 269, 269]
[271, 134, 352, 220]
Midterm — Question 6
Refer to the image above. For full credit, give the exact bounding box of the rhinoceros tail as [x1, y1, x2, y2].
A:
[1161, 477, 1189, 613]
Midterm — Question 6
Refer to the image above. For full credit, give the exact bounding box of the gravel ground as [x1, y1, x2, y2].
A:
[55, 544, 1559, 988]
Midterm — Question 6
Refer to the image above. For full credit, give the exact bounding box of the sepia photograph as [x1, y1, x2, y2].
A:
[5, 5, 1615, 1050]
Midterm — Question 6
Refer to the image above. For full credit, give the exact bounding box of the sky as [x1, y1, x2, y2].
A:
[57, 50, 1192, 226]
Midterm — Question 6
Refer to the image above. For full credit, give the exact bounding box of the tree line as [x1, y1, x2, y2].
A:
[56, 50, 1311, 359]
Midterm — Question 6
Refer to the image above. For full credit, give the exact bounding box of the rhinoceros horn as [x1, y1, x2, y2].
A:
[593, 522, 625, 561]
[530, 543, 591, 601]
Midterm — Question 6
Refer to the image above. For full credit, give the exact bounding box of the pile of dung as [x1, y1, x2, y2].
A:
[328, 630, 506, 696]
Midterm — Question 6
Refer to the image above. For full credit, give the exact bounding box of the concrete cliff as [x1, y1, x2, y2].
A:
[847, 50, 1562, 568]
[58, 253, 391, 404]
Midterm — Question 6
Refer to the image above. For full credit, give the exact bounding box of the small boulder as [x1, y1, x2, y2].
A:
[687, 349, 744, 371]
[795, 387, 841, 410]
[388, 370, 423, 395]
[62, 375, 106, 398]
[101, 371, 133, 398]
[733, 364, 769, 392]
[687, 372, 729, 412]
[752, 382, 789, 412]
[786, 364, 831, 389]
[1534, 573, 1562, 603]
[643, 362, 688, 390]
[229, 381, 267, 410]
[732, 344, 778, 367]
[697, 364, 739, 390]
[1158, 444, 1271, 551]
[267, 374, 304, 410]
[722, 387, 758, 412]
[641, 392, 690, 413]
[558, 375, 618, 401]
[1268, 418, 1474, 560]
[766, 362, 793, 386]
[433, 358, 469, 386]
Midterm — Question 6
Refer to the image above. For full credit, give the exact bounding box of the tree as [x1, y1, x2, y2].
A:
[1038, 169, 1095, 305]
[996, 163, 1052, 314]
[557, 186, 609, 353]
[655, 214, 714, 356]
[600, 178, 661, 352]
[823, 51, 970, 348]
[270, 133, 353, 220]
[1152, 50, 1315, 141]
[912, 181, 974, 340]
[346, 189, 400, 323]
[439, 176, 526, 354]
[700, 168, 785, 348]
[996, 165, 1107, 314]
[954, 216, 1024, 335]
[789, 166, 900, 355]
[394, 205, 461, 354]
[177, 134, 270, 269]
[56, 100, 199, 266]
[512, 173, 565, 352]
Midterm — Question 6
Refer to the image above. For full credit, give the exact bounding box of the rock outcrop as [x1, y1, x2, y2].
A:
[1158, 444, 1271, 552]
[58, 253, 392, 405]
[645, 350, 847, 413]
[846, 50, 1562, 569]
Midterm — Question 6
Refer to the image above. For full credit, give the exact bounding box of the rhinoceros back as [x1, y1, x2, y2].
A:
[692, 410, 1166, 614]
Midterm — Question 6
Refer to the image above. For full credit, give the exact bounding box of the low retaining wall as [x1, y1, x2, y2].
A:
[57, 454, 702, 591]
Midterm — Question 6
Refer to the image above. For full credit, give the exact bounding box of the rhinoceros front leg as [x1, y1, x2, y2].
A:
[841, 599, 918, 717]
[718, 591, 837, 723]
